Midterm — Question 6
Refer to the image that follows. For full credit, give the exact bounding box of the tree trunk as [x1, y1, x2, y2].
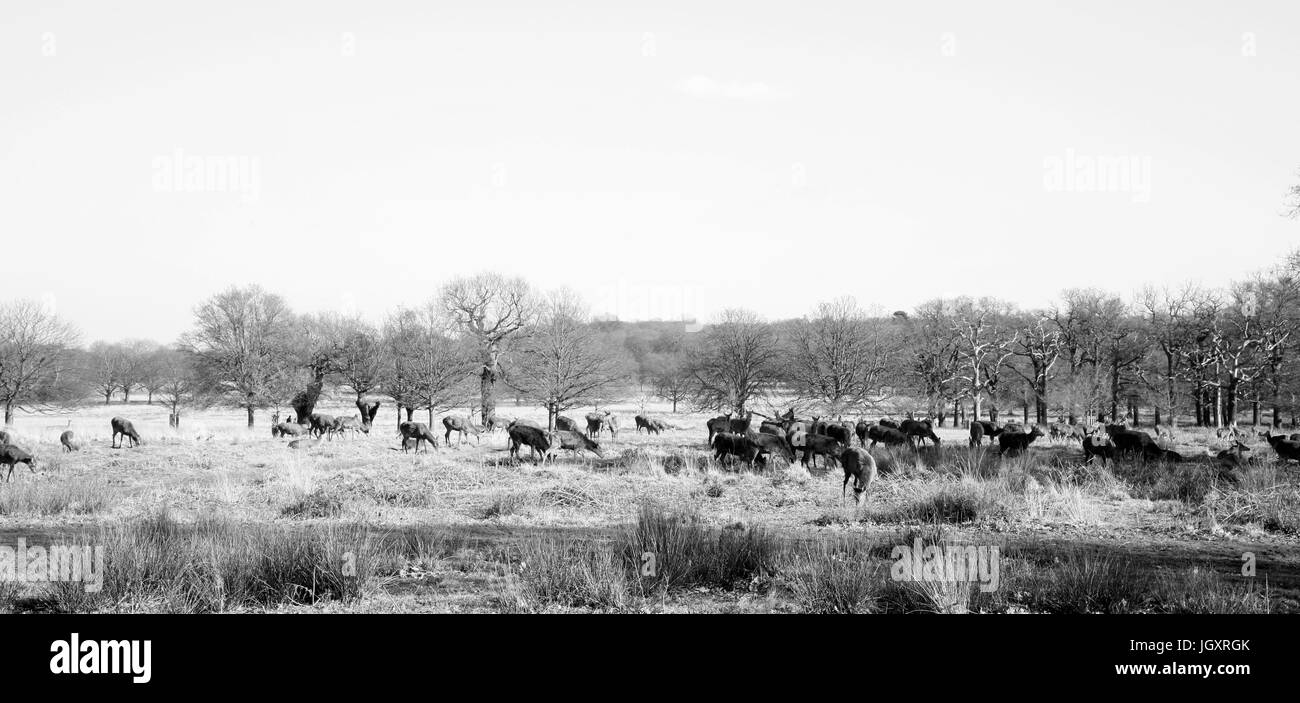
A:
[105, 392, 112, 404]
[672, 398, 677, 413]
[3, 401, 12, 426]
[291, 377, 325, 427]
[428, 407, 434, 427]
[1252, 400, 1260, 427]
[1022, 401, 1029, 424]
[246, 405, 255, 428]
[1109, 364, 1120, 421]
[123, 388, 131, 404]
[480, 358, 498, 427]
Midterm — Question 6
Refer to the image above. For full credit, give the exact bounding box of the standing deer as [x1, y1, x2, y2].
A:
[111, 417, 141, 448]
[1, 444, 36, 482]
[443, 415, 482, 446]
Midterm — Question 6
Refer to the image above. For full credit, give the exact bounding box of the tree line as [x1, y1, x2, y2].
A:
[3, 252, 1300, 430]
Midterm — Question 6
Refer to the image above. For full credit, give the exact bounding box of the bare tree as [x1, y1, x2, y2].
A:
[381, 306, 477, 427]
[438, 273, 538, 427]
[1137, 283, 1201, 427]
[916, 297, 1018, 421]
[688, 309, 782, 415]
[154, 348, 204, 428]
[335, 320, 385, 404]
[1008, 312, 1063, 425]
[0, 300, 81, 425]
[117, 339, 160, 404]
[183, 285, 296, 427]
[83, 341, 128, 404]
[647, 354, 692, 413]
[508, 289, 629, 430]
[784, 297, 904, 417]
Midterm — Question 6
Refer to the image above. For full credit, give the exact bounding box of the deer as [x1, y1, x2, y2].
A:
[840, 447, 878, 505]
[1, 444, 36, 482]
[60, 430, 78, 452]
[110, 417, 142, 448]
[443, 415, 483, 446]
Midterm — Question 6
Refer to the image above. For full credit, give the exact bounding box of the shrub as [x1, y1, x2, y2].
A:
[280, 490, 343, 519]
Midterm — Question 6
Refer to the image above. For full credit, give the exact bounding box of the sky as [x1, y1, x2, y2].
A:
[1, 0, 1298, 343]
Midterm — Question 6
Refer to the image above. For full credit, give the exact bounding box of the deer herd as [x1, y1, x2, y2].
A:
[0, 403, 1296, 510]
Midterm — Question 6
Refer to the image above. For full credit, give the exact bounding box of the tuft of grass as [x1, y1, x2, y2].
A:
[874, 479, 1012, 524]
[787, 538, 881, 613]
[1020, 548, 1147, 614]
[25, 509, 388, 613]
[620, 502, 782, 595]
[477, 491, 531, 519]
[0, 477, 113, 516]
[511, 538, 628, 611]
[280, 489, 343, 519]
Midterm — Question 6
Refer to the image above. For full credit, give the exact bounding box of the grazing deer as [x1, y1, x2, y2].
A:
[507, 423, 550, 463]
[547, 429, 604, 461]
[442, 415, 482, 446]
[288, 438, 320, 450]
[1, 444, 36, 482]
[635, 415, 662, 435]
[0, 429, 11, 445]
[110, 417, 141, 448]
[899, 419, 941, 448]
[840, 448, 878, 505]
[398, 422, 439, 453]
[60, 430, 78, 452]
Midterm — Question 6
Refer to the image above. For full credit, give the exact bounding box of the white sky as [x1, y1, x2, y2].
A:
[1, 0, 1297, 343]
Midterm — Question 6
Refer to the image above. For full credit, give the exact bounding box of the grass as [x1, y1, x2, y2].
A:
[3, 403, 1298, 613]
[280, 489, 344, 519]
[0, 476, 113, 516]
[787, 537, 881, 613]
[7, 509, 390, 613]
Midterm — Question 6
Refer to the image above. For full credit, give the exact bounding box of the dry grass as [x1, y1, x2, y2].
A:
[0, 403, 1296, 613]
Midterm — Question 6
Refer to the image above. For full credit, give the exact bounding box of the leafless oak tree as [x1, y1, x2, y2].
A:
[688, 308, 782, 415]
[438, 273, 538, 427]
[508, 289, 628, 430]
[183, 285, 296, 427]
[0, 300, 80, 425]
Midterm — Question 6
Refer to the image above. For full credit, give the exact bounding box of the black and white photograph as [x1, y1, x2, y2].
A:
[0, 0, 1296, 689]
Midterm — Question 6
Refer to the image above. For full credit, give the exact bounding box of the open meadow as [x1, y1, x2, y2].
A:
[2, 400, 1297, 614]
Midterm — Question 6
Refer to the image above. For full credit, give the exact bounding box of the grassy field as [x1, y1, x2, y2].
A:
[1, 400, 1297, 613]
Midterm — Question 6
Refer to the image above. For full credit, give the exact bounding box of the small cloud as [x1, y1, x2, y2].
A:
[676, 75, 792, 102]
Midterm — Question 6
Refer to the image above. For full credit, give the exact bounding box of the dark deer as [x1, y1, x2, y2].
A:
[840, 447, 878, 505]
[398, 422, 439, 453]
[110, 417, 141, 448]
[1, 444, 35, 481]
[508, 423, 550, 463]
